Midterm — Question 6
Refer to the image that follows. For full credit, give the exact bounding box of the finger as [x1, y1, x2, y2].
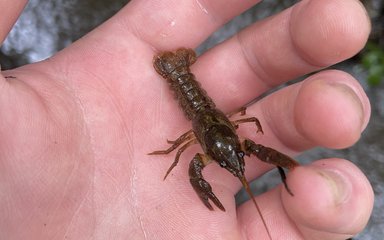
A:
[0, 0, 27, 44]
[121, 0, 261, 49]
[284, 159, 373, 240]
[193, 0, 370, 109]
[43, 0, 262, 98]
[238, 159, 374, 240]
[233, 70, 370, 154]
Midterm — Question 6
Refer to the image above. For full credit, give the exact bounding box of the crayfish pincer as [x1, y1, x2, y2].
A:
[149, 48, 299, 239]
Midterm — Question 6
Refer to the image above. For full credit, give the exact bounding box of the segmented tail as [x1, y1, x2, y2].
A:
[153, 48, 215, 120]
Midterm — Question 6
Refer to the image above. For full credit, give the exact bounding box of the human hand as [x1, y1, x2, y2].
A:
[0, 0, 373, 239]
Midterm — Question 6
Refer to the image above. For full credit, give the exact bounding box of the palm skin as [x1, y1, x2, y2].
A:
[0, 0, 374, 239]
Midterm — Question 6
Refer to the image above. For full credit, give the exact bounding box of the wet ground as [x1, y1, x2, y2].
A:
[1, 0, 383, 239]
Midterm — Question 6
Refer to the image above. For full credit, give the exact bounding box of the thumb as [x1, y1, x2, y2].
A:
[0, 1, 27, 45]
[283, 158, 373, 240]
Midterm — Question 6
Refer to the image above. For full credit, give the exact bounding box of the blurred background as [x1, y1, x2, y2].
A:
[0, 0, 382, 239]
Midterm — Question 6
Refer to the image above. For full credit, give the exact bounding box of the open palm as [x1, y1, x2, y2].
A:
[0, 0, 374, 239]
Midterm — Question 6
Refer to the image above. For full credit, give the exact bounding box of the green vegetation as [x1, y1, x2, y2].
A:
[361, 41, 384, 86]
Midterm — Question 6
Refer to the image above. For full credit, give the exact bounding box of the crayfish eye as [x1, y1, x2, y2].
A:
[237, 151, 245, 158]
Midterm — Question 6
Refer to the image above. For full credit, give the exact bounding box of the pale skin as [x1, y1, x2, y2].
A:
[0, 0, 374, 239]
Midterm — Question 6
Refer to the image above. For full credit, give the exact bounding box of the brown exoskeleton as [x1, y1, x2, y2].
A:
[149, 48, 299, 239]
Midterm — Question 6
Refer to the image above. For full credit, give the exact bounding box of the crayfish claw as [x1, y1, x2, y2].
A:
[189, 153, 225, 211]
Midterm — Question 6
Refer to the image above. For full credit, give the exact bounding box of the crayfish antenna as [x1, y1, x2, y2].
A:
[239, 175, 272, 240]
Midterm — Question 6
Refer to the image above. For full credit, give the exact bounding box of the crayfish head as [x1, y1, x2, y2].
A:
[216, 149, 246, 179]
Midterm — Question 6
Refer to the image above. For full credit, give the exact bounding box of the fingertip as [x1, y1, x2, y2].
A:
[290, 0, 371, 66]
[0, 1, 28, 44]
[283, 158, 373, 239]
[294, 70, 370, 149]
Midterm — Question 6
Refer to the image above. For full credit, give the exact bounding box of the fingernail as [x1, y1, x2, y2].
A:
[316, 168, 351, 205]
[327, 81, 367, 131]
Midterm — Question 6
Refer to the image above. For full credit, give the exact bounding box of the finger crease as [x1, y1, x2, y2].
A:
[235, 32, 276, 90]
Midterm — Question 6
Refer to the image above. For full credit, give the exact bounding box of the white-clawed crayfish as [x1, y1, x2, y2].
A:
[149, 48, 299, 239]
